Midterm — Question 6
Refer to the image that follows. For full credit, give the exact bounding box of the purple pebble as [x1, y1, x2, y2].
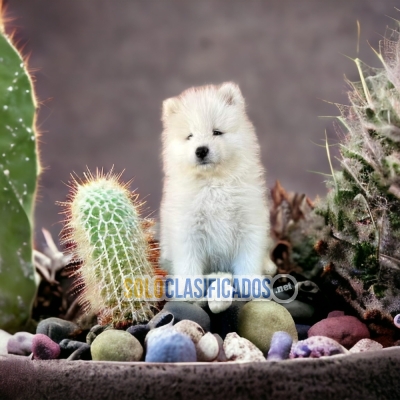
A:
[145, 331, 197, 363]
[7, 332, 34, 355]
[32, 334, 60, 360]
[267, 331, 293, 361]
[297, 344, 312, 357]
[290, 336, 347, 359]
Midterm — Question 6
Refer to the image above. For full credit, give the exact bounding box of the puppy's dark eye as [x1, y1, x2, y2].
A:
[187, 134, 193, 140]
[213, 130, 224, 136]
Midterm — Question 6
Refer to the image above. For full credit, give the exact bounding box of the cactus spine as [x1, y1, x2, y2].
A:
[62, 170, 157, 326]
[315, 26, 400, 320]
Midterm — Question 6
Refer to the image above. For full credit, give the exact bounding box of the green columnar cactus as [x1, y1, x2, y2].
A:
[61, 171, 157, 326]
[0, 18, 40, 332]
[315, 27, 400, 321]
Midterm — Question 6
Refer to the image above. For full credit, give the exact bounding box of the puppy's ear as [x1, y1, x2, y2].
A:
[162, 97, 180, 120]
[218, 82, 244, 106]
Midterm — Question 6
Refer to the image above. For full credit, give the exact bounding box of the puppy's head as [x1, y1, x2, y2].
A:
[161, 82, 256, 177]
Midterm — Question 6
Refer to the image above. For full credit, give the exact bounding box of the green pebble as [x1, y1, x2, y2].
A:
[91, 329, 143, 361]
[238, 301, 297, 354]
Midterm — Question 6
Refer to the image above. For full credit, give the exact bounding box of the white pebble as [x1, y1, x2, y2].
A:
[223, 332, 266, 362]
[196, 332, 219, 361]
[173, 320, 204, 344]
[350, 338, 383, 353]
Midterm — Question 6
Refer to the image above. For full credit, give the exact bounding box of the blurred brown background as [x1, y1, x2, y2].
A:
[5, 0, 400, 243]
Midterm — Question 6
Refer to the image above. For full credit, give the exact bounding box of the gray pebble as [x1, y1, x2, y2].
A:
[36, 317, 80, 344]
[164, 301, 210, 331]
[126, 324, 150, 347]
[147, 311, 174, 330]
[66, 343, 91, 360]
[86, 324, 111, 345]
[281, 300, 315, 324]
[59, 339, 90, 359]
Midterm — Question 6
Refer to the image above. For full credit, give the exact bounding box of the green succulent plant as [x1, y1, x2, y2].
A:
[0, 18, 40, 332]
[315, 26, 400, 321]
[60, 170, 158, 326]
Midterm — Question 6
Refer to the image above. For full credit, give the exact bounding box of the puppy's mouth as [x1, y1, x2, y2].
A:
[197, 160, 214, 166]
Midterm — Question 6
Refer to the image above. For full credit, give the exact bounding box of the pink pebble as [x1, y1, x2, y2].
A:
[32, 334, 60, 360]
[308, 316, 370, 349]
[327, 311, 345, 318]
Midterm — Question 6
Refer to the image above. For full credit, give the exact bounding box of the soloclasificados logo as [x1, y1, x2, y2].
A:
[122, 274, 298, 303]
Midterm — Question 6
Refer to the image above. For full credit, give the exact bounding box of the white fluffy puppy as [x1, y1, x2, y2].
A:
[159, 82, 275, 280]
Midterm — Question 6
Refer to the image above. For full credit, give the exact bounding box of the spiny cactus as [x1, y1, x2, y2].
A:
[315, 26, 400, 321]
[0, 12, 41, 332]
[60, 170, 158, 326]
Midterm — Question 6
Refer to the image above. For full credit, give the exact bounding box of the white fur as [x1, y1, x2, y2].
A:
[160, 82, 275, 277]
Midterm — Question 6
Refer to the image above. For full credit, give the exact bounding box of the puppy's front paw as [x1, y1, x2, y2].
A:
[207, 281, 233, 314]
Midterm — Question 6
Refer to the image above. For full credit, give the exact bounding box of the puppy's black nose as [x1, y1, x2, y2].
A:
[195, 146, 209, 160]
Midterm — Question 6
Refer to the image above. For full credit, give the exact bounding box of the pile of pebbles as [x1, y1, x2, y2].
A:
[2, 281, 400, 363]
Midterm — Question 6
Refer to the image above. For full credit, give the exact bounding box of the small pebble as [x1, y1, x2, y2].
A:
[223, 332, 266, 362]
[32, 334, 61, 360]
[281, 300, 315, 324]
[295, 281, 320, 303]
[7, 331, 33, 356]
[173, 320, 204, 344]
[327, 311, 345, 318]
[394, 314, 400, 329]
[0, 330, 11, 355]
[147, 312, 174, 330]
[66, 343, 91, 360]
[91, 329, 143, 362]
[86, 324, 110, 345]
[145, 330, 197, 363]
[350, 338, 383, 353]
[126, 324, 150, 347]
[196, 332, 219, 361]
[59, 339, 90, 358]
[238, 300, 297, 353]
[267, 331, 293, 361]
[164, 301, 210, 331]
[36, 317, 80, 344]
[308, 315, 370, 349]
[290, 336, 348, 358]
